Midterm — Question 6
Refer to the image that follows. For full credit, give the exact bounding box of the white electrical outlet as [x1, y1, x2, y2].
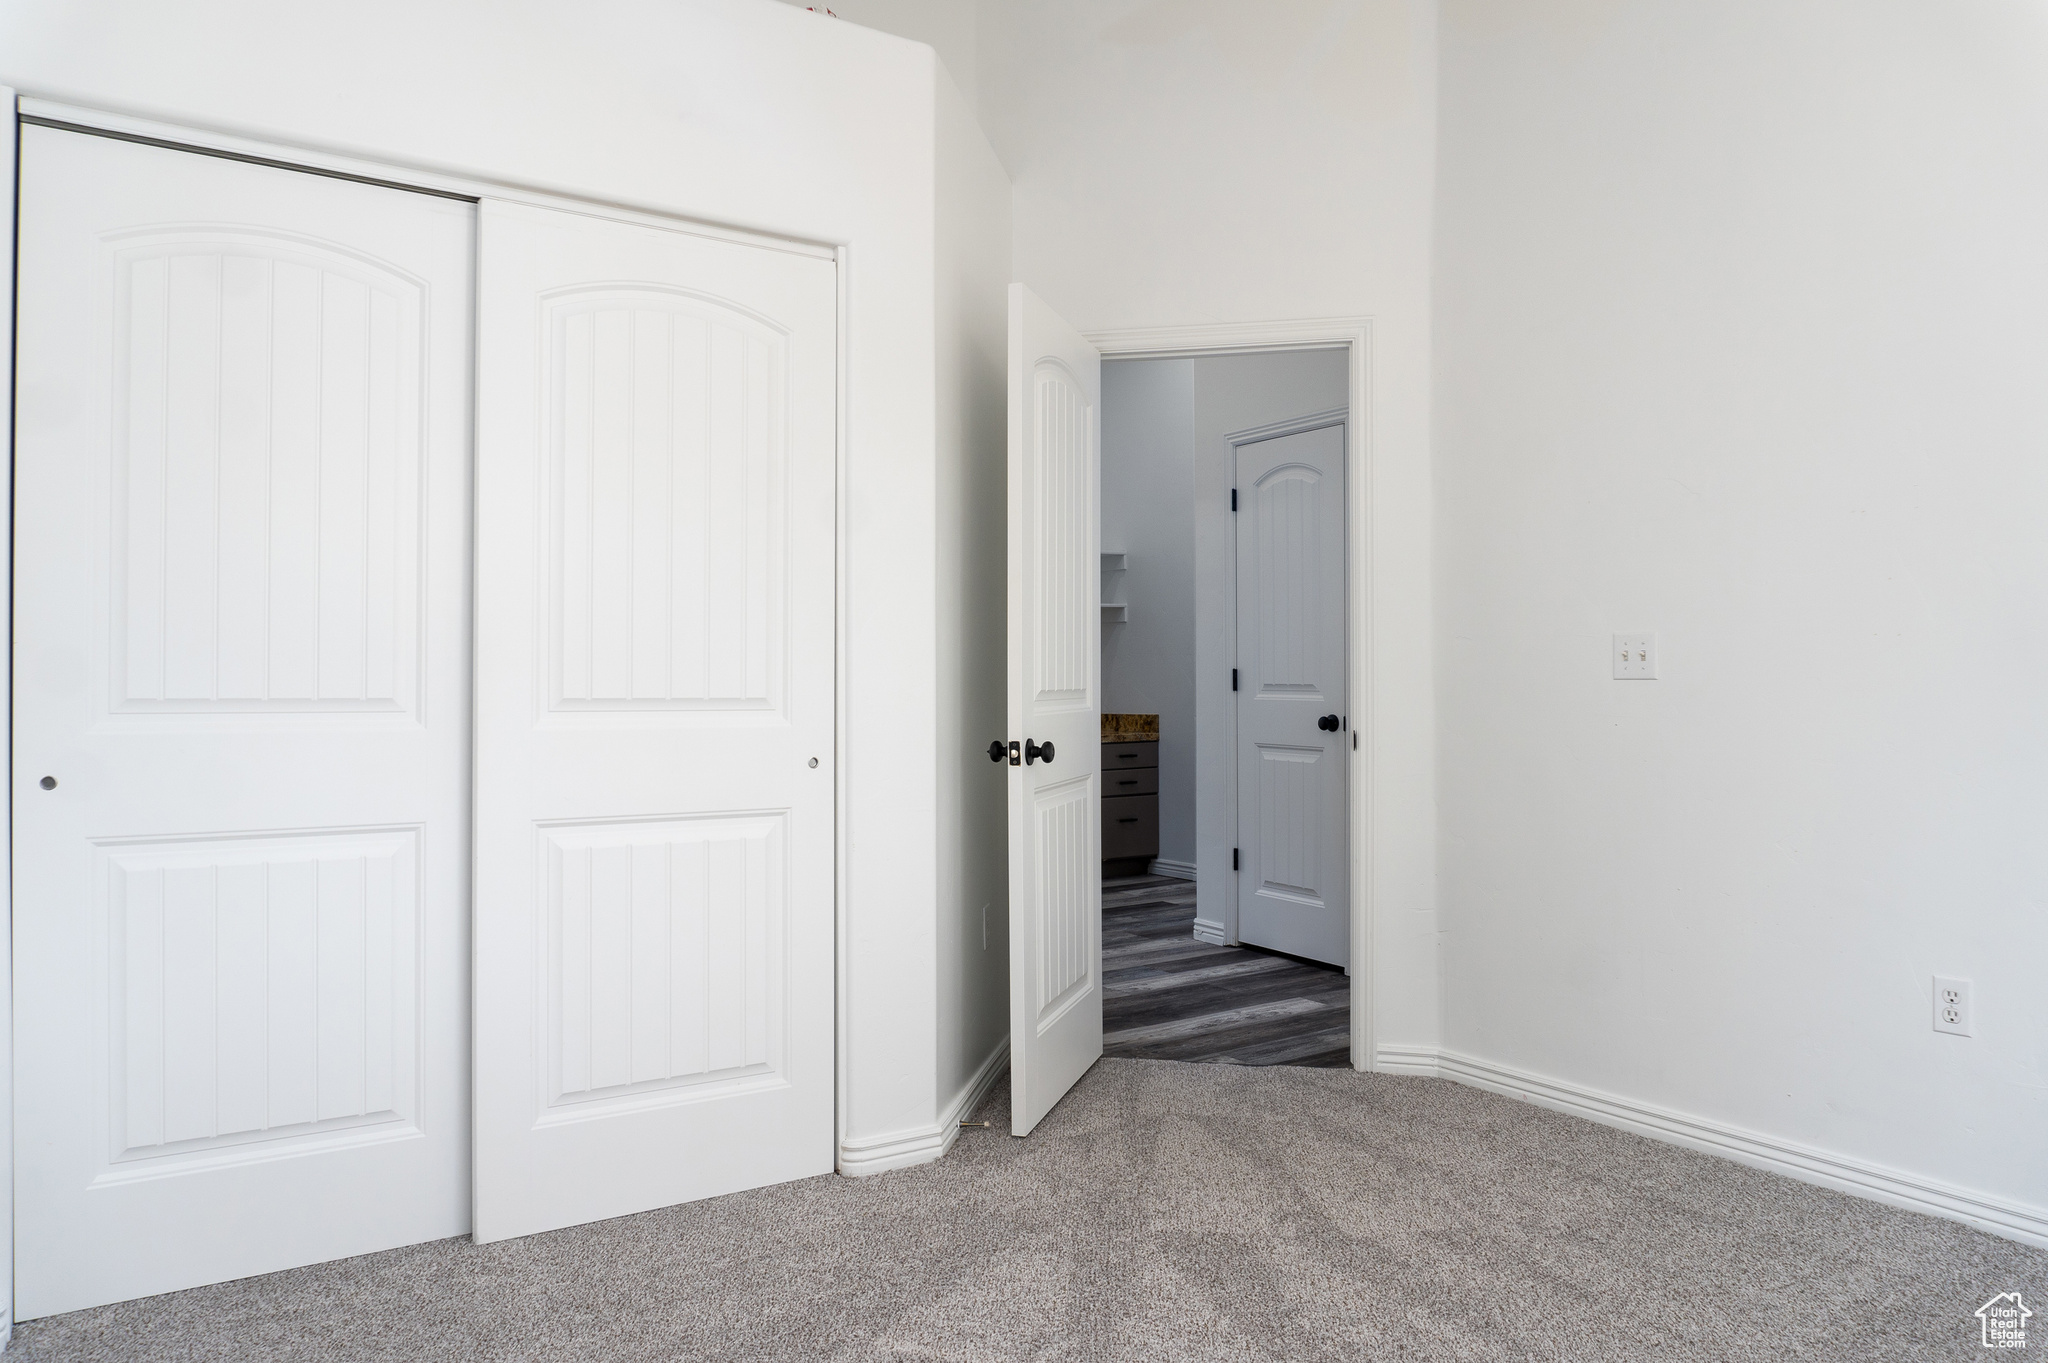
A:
[1613, 633, 1658, 679]
[1933, 976, 1972, 1036]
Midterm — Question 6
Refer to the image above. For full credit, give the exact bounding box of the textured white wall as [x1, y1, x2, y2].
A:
[0, 82, 14, 1350]
[934, 65, 1014, 1124]
[1435, 0, 2048, 1213]
[1101, 359, 1198, 866]
[790, 0, 982, 109]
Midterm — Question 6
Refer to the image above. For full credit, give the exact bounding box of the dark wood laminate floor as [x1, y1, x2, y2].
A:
[1102, 874, 1351, 1068]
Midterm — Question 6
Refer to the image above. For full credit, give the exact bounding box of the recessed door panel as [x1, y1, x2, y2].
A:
[109, 234, 425, 714]
[539, 813, 785, 1108]
[13, 126, 474, 1317]
[101, 828, 421, 1167]
[544, 289, 788, 714]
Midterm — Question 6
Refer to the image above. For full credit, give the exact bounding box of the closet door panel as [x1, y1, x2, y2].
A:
[13, 125, 474, 1318]
[471, 201, 836, 1243]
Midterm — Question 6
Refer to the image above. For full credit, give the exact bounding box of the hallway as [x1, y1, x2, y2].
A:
[1102, 875, 1350, 1067]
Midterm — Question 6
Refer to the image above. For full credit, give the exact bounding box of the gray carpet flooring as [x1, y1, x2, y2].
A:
[15, 1059, 2042, 1362]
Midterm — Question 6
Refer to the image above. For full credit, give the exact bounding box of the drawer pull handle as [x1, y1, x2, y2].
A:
[1117, 779, 1137, 786]
[1117, 753, 1138, 760]
[1116, 817, 1139, 824]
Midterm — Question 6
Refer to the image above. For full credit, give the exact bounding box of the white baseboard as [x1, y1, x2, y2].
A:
[1372, 1043, 1441, 1077]
[1375, 1044, 2048, 1249]
[1190, 917, 1226, 945]
[1148, 857, 1197, 881]
[837, 1036, 1009, 1177]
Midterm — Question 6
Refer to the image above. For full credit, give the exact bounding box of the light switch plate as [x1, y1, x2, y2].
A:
[1613, 633, 1657, 680]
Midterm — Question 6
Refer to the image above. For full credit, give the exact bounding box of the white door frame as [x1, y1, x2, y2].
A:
[1, 84, 19, 1352]
[3, 95, 853, 1304]
[1083, 318, 1375, 1073]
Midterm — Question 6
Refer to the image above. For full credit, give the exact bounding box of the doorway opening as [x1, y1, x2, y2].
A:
[1096, 347, 1353, 1068]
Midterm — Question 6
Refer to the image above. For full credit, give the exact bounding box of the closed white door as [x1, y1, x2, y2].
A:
[1234, 421, 1349, 967]
[1006, 284, 1103, 1136]
[472, 201, 837, 1242]
[12, 126, 475, 1316]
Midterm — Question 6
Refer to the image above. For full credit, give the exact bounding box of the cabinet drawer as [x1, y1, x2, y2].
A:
[1101, 794, 1159, 860]
[1102, 766, 1158, 798]
[1101, 741, 1158, 771]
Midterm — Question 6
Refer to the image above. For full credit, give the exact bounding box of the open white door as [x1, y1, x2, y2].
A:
[472, 201, 837, 1241]
[1006, 284, 1103, 1137]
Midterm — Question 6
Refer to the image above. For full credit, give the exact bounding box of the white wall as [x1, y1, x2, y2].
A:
[0, 85, 15, 1351]
[788, 0, 982, 110]
[1436, 0, 2048, 1221]
[0, 0, 960, 1251]
[975, 0, 1444, 1057]
[1188, 351, 1351, 942]
[933, 65, 1013, 1131]
[1101, 359, 1197, 866]
[811, 0, 1442, 1055]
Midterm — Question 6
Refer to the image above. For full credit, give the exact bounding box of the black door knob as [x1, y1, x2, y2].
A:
[987, 740, 1006, 763]
[1317, 714, 1340, 732]
[1024, 738, 1055, 765]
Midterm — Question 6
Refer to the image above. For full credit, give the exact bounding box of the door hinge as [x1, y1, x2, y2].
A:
[1230, 488, 1238, 512]
[1232, 847, 1240, 871]
[1231, 668, 1238, 692]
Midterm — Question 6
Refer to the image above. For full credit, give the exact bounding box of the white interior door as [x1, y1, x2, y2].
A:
[1006, 284, 1103, 1136]
[1234, 420, 1350, 967]
[472, 201, 837, 1242]
[12, 126, 475, 1316]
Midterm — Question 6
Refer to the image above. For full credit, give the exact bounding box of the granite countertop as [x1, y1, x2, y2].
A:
[1101, 713, 1159, 742]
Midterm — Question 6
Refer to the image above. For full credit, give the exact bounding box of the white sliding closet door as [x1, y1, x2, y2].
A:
[12, 126, 475, 1316]
[472, 202, 837, 1242]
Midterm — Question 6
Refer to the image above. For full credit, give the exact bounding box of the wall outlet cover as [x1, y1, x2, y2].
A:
[1933, 976, 1972, 1036]
[1613, 633, 1658, 679]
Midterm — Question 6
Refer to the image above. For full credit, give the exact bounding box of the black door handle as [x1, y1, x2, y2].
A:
[987, 740, 1006, 763]
[1317, 713, 1340, 732]
[1025, 738, 1055, 765]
